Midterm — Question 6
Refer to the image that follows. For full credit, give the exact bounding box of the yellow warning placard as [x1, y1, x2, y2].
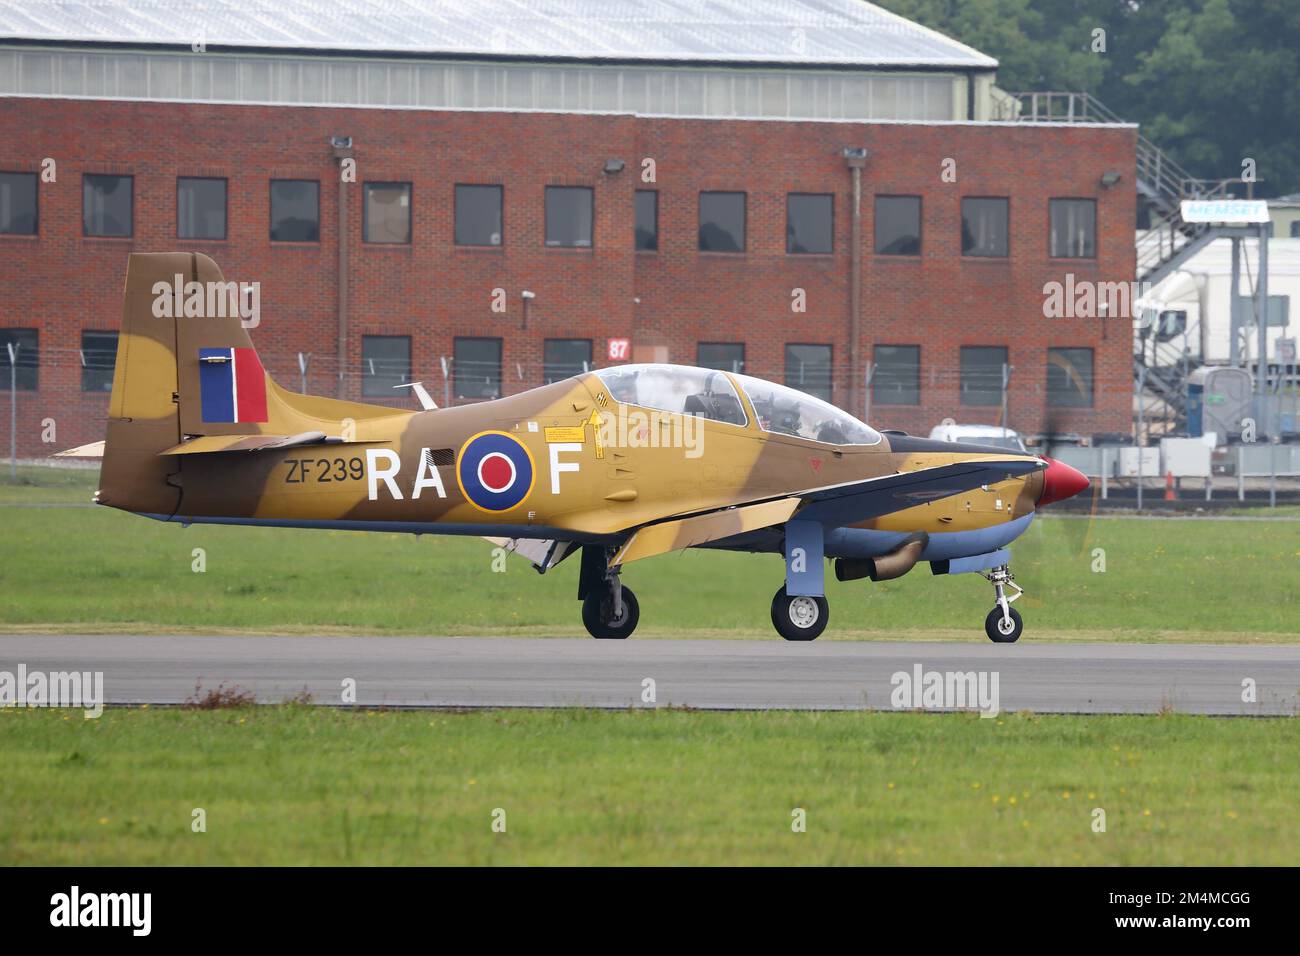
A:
[544, 426, 586, 443]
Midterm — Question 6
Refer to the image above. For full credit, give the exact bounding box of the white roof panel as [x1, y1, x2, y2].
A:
[0, 0, 997, 68]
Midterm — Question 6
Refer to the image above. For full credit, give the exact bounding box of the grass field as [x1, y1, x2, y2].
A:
[0, 706, 1294, 865]
[2, 467, 1295, 867]
[1, 466, 1295, 640]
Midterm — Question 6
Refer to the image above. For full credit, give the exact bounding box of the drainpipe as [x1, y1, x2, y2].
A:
[843, 147, 869, 417]
[331, 136, 355, 399]
[1256, 220, 1270, 437]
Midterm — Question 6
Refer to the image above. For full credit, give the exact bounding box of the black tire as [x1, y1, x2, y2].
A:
[582, 586, 640, 639]
[770, 586, 828, 641]
[984, 606, 1023, 643]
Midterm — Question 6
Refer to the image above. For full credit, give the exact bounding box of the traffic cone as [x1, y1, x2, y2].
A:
[1164, 471, 1176, 501]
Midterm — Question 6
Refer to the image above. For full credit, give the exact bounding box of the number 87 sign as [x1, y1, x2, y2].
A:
[607, 338, 630, 361]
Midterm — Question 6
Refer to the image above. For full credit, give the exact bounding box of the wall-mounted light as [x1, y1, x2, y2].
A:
[521, 290, 536, 330]
[842, 146, 869, 168]
[603, 159, 626, 175]
[1100, 171, 1122, 188]
[329, 135, 353, 149]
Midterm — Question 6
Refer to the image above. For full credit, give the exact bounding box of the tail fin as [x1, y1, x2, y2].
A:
[98, 252, 403, 515]
[98, 253, 188, 514]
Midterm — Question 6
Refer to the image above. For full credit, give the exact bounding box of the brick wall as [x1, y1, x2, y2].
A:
[0, 98, 1135, 457]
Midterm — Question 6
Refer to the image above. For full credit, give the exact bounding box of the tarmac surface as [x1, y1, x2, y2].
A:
[2, 635, 1297, 715]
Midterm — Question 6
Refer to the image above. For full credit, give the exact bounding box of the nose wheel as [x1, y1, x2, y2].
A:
[980, 565, 1024, 643]
[771, 586, 829, 641]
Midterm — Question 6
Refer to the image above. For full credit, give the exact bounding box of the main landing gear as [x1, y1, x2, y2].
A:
[980, 564, 1024, 643]
[580, 548, 640, 639]
[582, 578, 640, 639]
[770, 586, 829, 641]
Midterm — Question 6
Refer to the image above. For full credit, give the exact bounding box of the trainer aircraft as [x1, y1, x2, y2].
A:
[64, 253, 1089, 643]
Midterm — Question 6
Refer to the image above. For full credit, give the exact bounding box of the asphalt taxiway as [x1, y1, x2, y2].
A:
[1, 635, 1296, 715]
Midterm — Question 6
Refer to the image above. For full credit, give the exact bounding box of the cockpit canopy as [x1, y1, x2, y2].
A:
[594, 364, 747, 425]
[591, 364, 881, 446]
[731, 372, 880, 445]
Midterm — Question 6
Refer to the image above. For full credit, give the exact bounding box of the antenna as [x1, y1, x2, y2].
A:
[392, 381, 437, 410]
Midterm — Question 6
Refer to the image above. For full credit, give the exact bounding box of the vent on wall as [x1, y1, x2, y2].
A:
[425, 448, 456, 467]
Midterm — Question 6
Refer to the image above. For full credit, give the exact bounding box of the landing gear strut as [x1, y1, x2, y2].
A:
[770, 586, 829, 641]
[580, 548, 640, 639]
[980, 564, 1023, 643]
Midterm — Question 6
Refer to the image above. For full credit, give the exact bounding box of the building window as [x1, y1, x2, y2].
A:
[1047, 347, 1094, 407]
[81, 330, 118, 392]
[787, 193, 833, 254]
[960, 346, 1007, 406]
[363, 182, 411, 244]
[455, 184, 503, 247]
[635, 189, 658, 251]
[455, 337, 503, 400]
[360, 335, 411, 397]
[270, 180, 320, 242]
[177, 177, 227, 240]
[83, 174, 132, 238]
[0, 172, 37, 235]
[699, 191, 745, 252]
[545, 186, 593, 247]
[961, 197, 1008, 257]
[1291, 221, 1300, 239]
[874, 195, 921, 255]
[784, 344, 832, 402]
[0, 328, 38, 391]
[1049, 198, 1097, 258]
[873, 345, 920, 406]
[697, 342, 745, 372]
[543, 338, 592, 383]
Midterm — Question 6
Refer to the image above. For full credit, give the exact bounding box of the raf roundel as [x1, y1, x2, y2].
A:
[456, 431, 536, 513]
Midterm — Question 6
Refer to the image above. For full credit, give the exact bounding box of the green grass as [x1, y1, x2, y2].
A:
[0, 464, 99, 504]
[0, 707, 1294, 865]
[1, 464, 1296, 639]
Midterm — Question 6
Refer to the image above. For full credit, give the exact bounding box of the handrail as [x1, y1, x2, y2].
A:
[999, 91, 1235, 204]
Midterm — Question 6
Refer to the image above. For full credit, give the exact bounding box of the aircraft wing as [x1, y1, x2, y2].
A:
[606, 456, 1043, 565]
[789, 456, 1044, 526]
[611, 497, 801, 565]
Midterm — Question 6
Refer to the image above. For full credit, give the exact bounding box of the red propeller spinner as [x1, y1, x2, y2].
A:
[1036, 456, 1091, 506]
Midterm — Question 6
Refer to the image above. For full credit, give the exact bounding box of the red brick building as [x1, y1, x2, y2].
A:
[0, 0, 1135, 458]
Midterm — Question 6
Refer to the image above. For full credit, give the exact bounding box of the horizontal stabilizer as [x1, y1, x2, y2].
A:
[612, 497, 801, 566]
[158, 433, 388, 455]
[52, 441, 106, 458]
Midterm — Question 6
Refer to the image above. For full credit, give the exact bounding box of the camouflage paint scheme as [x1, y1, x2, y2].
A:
[92, 251, 1070, 611]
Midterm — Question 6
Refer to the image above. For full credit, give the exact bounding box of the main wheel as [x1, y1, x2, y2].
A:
[984, 606, 1023, 643]
[582, 586, 640, 639]
[771, 586, 828, 641]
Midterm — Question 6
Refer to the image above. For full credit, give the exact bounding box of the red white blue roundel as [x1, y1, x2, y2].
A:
[456, 431, 536, 513]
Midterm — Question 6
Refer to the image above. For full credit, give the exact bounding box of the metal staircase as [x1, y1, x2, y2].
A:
[995, 92, 1240, 435]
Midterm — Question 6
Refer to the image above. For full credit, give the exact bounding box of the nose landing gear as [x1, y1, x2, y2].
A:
[980, 565, 1023, 643]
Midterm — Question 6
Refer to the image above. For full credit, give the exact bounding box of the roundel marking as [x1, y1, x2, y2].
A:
[456, 430, 536, 513]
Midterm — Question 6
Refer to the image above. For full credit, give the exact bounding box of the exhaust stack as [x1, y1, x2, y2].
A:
[835, 533, 928, 583]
